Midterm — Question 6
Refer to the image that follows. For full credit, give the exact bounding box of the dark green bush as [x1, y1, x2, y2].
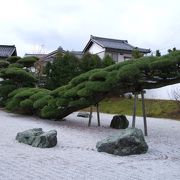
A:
[0, 84, 16, 106]
[8, 88, 28, 98]
[6, 97, 21, 111]
[17, 56, 38, 68]
[8, 63, 24, 68]
[30, 89, 50, 101]
[102, 55, 115, 67]
[0, 60, 9, 68]
[6, 88, 39, 112]
[20, 99, 34, 114]
[0, 67, 37, 87]
[14, 88, 40, 99]
[6, 56, 21, 63]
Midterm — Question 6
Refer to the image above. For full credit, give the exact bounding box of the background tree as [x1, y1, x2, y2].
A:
[132, 48, 143, 59]
[168, 47, 177, 54]
[173, 47, 177, 51]
[45, 52, 81, 90]
[155, 50, 161, 57]
[80, 53, 102, 73]
[0, 56, 37, 106]
[44, 52, 114, 90]
[102, 55, 115, 67]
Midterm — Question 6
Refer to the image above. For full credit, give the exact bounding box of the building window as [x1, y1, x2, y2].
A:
[124, 56, 131, 61]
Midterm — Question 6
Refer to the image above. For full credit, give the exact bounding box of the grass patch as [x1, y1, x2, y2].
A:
[83, 97, 180, 120]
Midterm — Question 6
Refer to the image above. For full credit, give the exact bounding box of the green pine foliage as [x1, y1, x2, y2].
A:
[0, 60, 10, 68]
[20, 99, 33, 109]
[40, 99, 59, 119]
[33, 95, 52, 109]
[6, 56, 21, 63]
[17, 56, 38, 68]
[6, 88, 50, 114]
[0, 67, 37, 87]
[2, 50, 180, 120]
[8, 63, 24, 68]
[0, 84, 16, 106]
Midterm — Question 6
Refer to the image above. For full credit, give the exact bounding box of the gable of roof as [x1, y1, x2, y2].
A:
[43, 47, 66, 62]
[83, 35, 150, 54]
[0, 45, 17, 58]
[43, 47, 83, 62]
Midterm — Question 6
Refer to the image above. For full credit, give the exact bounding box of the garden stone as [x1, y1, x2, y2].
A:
[96, 128, 148, 156]
[77, 112, 91, 118]
[110, 115, 129, 129]
[16, 128, 57, 148]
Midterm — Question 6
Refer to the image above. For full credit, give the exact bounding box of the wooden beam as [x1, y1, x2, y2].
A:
[88, 106, 93, 126]
[141, 91, 148, 136]
[96, 103, 100, 126]
[132, 92, 138, 128]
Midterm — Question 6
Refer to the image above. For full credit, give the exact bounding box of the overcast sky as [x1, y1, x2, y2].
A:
[0, 0, 180, 56]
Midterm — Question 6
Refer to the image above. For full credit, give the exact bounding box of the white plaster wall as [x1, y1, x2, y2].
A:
[145, 83, 180, 100]
[97, 51, 105, 59]
[118, 54, 124, 62]
[88, 43, 105, 54]
[123, 53, 132, 60]
[117, 53, 132, 62]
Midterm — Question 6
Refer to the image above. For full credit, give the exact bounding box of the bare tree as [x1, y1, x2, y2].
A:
[171, 87, 180, 111]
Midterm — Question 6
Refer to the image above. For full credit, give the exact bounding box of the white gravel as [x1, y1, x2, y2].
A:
[0, 110, 180, 180]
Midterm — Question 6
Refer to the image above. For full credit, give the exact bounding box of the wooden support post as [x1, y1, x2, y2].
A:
[141, 91, 148, 136]
[96, 103, 100, 126]
[88, 106, 93, 127]
[132, 92, 138, 128]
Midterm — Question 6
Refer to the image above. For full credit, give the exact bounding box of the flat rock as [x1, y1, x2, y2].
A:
[16, 128, 57, 148]
[77, 112, 91, 118]
[96, 128, 148, 156]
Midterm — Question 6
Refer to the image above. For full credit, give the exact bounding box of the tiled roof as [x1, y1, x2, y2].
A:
[43, 47, 83, 62]
[83, 35, 151, 53]
[0, 45, 17, 58]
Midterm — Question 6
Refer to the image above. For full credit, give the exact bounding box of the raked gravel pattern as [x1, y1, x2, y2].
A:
[0, 110, 180, 180]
